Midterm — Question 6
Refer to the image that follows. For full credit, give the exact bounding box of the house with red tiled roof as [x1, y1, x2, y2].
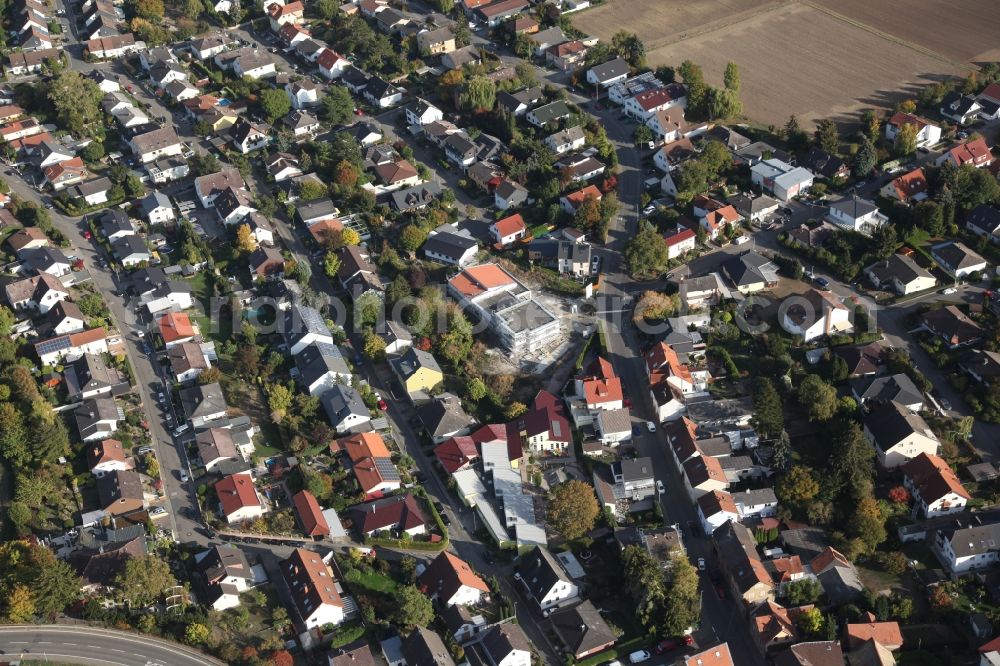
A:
[750, 601, 814, 655]
[765, 555, 806, 590]
[470, 423, 522, 468]
[86, 438, 133, 477]
[697, 489, 738, 534]
[901, 452, 970, 518]
[44, 157, 88, 191]
[699, 204, 742, 240]
[215, 472, 265, 524]
[434, 436, 480, 474]
[281, 548, 345, 631]
[490, 213, 526, 247]
[511, 390, 571, 455]
[936, 137, 994, 169]
[683, 454, 728, 500]
[559, 184, 602, 215]
[268, 0, 303, 30]
[158, 311, 199, 348]
[713, 522, 774, 607]
[885, 112, 941, 147]
[665, 227, 696, 259]
[844, 622, 903, 651]
[418, 551, 490, 607]
[683, 644, 735, 666]
[880, 167, 928, 204]
[348, 492, 426, 537]
[335, 432, 401, 499]
[624, 83, 687, 121]
[292, 489, 330, 538]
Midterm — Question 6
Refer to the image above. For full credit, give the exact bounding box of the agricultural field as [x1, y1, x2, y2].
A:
[572, 0, 984, 128]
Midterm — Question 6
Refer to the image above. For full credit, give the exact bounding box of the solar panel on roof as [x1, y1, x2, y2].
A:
[36, 336, 71, 356]
[374, 458, 400, 481]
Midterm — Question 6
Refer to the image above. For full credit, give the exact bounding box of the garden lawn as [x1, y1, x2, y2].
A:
[343, 568, 399, 595]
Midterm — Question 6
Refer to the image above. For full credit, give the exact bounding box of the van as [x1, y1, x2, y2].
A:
[173, 424, 190, 436]
[733, 235, 750, 245]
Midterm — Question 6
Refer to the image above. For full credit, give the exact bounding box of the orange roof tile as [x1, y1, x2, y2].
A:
[845, 622, 903, 649]
[494, 213, 526, 238]
[336, 432, 392, 462]
[419, 551, 489, 602]
[888, 168, 928, 200]
[292, 489, 329, 537]
[216, 472, 261, 517]
[159, 312, 197, 343]
[901, 452, 971, 502]
[448, 264, 517, 298]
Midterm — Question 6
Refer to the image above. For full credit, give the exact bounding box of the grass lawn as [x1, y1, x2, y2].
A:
[857, 565, 902, 593]
[902, 541, 941, 570]
[343, 567, 400, 595]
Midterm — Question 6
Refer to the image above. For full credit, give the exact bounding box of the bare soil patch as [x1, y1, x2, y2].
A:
[641, 3, 964, 128]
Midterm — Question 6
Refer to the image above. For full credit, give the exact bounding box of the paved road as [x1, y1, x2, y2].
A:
[0, 625, 224, 666]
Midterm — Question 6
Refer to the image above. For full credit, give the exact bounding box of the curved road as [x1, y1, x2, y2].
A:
[0, 625, 224, 666]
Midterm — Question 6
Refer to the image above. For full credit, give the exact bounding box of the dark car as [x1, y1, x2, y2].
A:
[655, 637, 690, 654]
[440, 513, 451, 526]
[813, 276, 830, 290]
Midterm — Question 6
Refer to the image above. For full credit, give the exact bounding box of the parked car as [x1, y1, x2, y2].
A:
[655, 636, 693, 654]
[656, 480, 665, 494]
[646, 421, 657, 433]
[697, 557, 706, 571]
[813, 276, 830, 290]
[628, 650, 651, 664]
[179, 470, 189, 482]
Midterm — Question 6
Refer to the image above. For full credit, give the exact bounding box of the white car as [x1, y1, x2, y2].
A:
[697, 557, 706, 571]
[629, 650, 651, 664]
[179, 470, 189, 482]
[646, 421, 657, 433]
[149, 507, 167, 516]
[656, 480, 665, 494]
[942, 287, 957, 295]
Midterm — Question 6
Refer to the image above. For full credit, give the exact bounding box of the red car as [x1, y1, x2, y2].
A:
[83, 230, 92, 240]
[654, 636, 693, 654]
[353, 108, 364, 116]
[623, 397, 633, 408]
[377, 399, 388, 411]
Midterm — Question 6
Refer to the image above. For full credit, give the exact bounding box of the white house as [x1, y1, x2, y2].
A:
[317, 49, 350, 80]
[780, 288, 853, 342]
[750, 159, 814, 201]
[664, 228, 696, 259]
[285, 79, 319, 109]
[863, 400, 940, 469]
[826, 197, 889, 235]
[418, 551, 490, 607]
[216, 472, 265, 524]
[933, 520, 1000, 574]
[516, 546, 579, 611]
[130, 127, 183, 164]
[405, 98, 444, 131]
[4, 273, 69, 313]
[282, 548, 345, 630]
[902, 453, 970, 518]
[490, 214, 527, 247]
[697, 490, 738, 535]
[884, 112, 942, 147]
[141, 191, 175, 225]
[321, 384, 371, 434]
[585, 58, 629, 88]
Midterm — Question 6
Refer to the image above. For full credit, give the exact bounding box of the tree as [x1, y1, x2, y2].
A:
[184, 622, 210, 645]
[0, 305, 13, 336]
[815, 119, 840, 154]
[952, 164, 1000, 210]
[634, 124, 653, 146]
[386, 275, 411, 304]
[270, 605, 289, 630]
[5, 584, 35, 622]
[116, 555, 176, 608]
[797, 375, 838, 421]
[661, 550, 700, 636]
[323, 250, 341, 278]
[133, 0, 165, 19]
[625, 228, 668, 277]
[267, 384, 294, 420]
[679, 61, 707, 117]
[798, 607, 824, 637]
[47, 69, 104, 139]
[894, 122, 918, 157]
[611, 30, 645, 68]
[622, 546, 667, 630]
[341, 228, 361, 246]
[235, 224, 256, 253]
[399, 225, 428, 252]
[314, 0, 337, 18]
[751, 377, 783, 438]
[458, 75, 496, 111]
[393, 585, 434, 630]
[777, 466, 820, 507]
[634, 291, 679, 322]
[363, 330, 386, 359]
[828, 419, 874, 501]
[706, 87, 742, 120]
[0, 403, 29, 468]
[849, 497, 887, 553]
[321, 85, 355, 126]
[467, 377, 487, 401]
[234, 344, 259, 377]
[269, 650, 294, 666]
[183, 0, 202, 18]
[259, 88, 291, 123]
[784, 577, 823, 606]
[871, 224, 898, 258]
[547, 480, 599, 541]
[854, 136, 877, 177]
[724, 61, 740, 92]
[504, 402, 527, 419]
[81, 142, 105, 163]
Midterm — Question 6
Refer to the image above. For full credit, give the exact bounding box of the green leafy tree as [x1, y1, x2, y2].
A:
[611, 30, 645, 68]
[259, 88, 291, 122]
[777, 465, 820, 507]
[634, 124, 653, 146]
[724, 61, 740, 91]
[458, 75, 497, 111]
[399, 225, 428, 252]
[0, 305, 14, 336]
[0, 403, 29, 468]
[267, 384, 295, 420]
[952, 164, 1000, 210]
[47, 69, 104, 139]
[798, 607, 825, 637]
[827, 419, 874, 501]
[679, 60, 707, 117]
[871, 224, 898, 258]
[783, 577, 823, 606]
[854, 136, 877, 177]
[363, 330, 386, 359]
[467, 378, 487, 401]
[814, 118, 840, 154]
[661, 550, 700, 636]
[751, 377, 783, 438]
[894, 122, 918, 157]
[323, 250, 342, 278]
[547, 480, 599, 541]
[796, 375, 838, 421]
[625, 227, 668, 277]
[849, 497, 887, 553]
[706, 87, 742, 120]
[184, 622, 210, 645]
[321, 85, 355, 126]
[314, 0, 338, 19]
[5, 584, 35, 622]
[116, 555, 177, 608]
[622, 545, 666, 630]
[393, 585, 434, 630]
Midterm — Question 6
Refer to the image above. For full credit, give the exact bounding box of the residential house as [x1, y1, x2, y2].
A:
[489, 180, 527, 212]
[477, 624, 532, 666]
[780, 288, 853, 342]
[168, 342, 211, 384]
[75, 397, 121, 443]
[337, 432, 401, 499]
[546, 39, 588, 71]
[884, 112, 941, 147]
[317, 49, 350, 80]
[961, 349, 1000, 384]
[196, 545, 255, 611]
[936, 137, 994, 169]
[364, 77, 404, 109]
[401, 627, 455, 666]
[549, 601, 616, 660]
[422, 229, 478, 266]
[721, 251, 779, 294]
[922, 305, 983, 349]
[145, 155, 189, 184]
[881, 168, 928, 204]
[559, 184, 602, 215]
[967, 204, 1000, 241]
[216, 472, 264, 524]
[231, 119, 270, 154]
[47, 301, 86, 335]
[751, 601, 813, 655]
[249, 246, 285, 279]
[902, 453, 970, 518]
[268, 0, 304, 29]
[294, 341, 351, 396]
[625, 83, 688, 121]
[826, 196, 888, 235]
[417, 394, 476, 444]
[544, 125, 586, 155]
[844, 622, 903, 651]
[434, 435, 481, 474]
[6, 227, 49, 253]
[940, 91, 983, 125]
[34, 327, 110, 366]
[678, 273, 730, 310]
[19, 246, 72, 277]
[391, 181, 442, 211]
[865, 253, 937, 295]
[5, 272, 68, 313]
[474, 0, 528, 27]
[698, 490, 739, 534]
[179, 382, 229, 428]
[70, 177, 113, 207]
[416, 27, 455, 54]
[418, 551, 489, 607]
[713, 521, 774, 607]
[496, 87, 543, 116]
[321, 384, 371, 434]
[373, 159, 421, 189]
[683, 454, 728, 500]
[491, 213, 527, 246]
[750, 159, 814, 201]
[65, 353, 125, 400]
[292, 489, 329, 538]
[159, 311, 198, 349]
[699, 203, 742, 240]
[682, 644, 736, 666]
[97, 469, 144, 516]
[863, 400, 940, 469]
[281, 548, 345, 630]
[44, 157, 88, 191]
[851, 374, 924, 412]
[405, 98, 444, 130]
[800, 147, 849, 180]
[516, 546, 579, 611]
[86, 438, 133, 477]
[526, 100, 572, 129]
[733, 488, 779, 520]
[284, 110, 320, 138]
[664, 228, 697, 260]
[196, 428, 240, 472]
[285, 79, 319, 109]
[266, 152, 303, 182]
[729, 193, 780, 224]
[780, 641, 844, 666]
[349, 493, 426, 538]
[129, 126, 182, 164]
[586, 58, 629, 88]
[390, 346, 444, 396]
[931, 241, 988, 279]
[934, 519, 1000, 573]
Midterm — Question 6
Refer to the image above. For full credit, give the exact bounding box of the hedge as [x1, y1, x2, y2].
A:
[575, 636, 648, 666]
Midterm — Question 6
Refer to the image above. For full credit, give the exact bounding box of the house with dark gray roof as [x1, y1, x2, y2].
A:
[721, 251, 779, 294]
[416, 394, 475, 443]
[179, 382, 228, 427]
[391, 181, 441, 211]
[933, 518, 1000, 573]
[586, 57, 629, 87]
[865, 254, 936, 295]
[931, 240, 987, 279]
[294, 341, 351, 396]
[550, 600, 616, 659]
[401, 627, 455, 666]
[65, 353, 127, 400]
[422, 229, 478, 266]
[75, 397, 122, 442]
[321, 384, 371, 434]
[851, 373, 924, 412]
[862, 400, 939, 469]
[516, 545, 579, 610]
